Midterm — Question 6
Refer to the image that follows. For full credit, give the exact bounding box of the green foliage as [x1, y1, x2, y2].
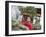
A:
[12, 19, 20, 27]
[18, 6, 37, 17]
[20, 26, 27, 30]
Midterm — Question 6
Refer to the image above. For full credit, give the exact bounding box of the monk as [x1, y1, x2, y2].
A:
[22, 17, 32, 30]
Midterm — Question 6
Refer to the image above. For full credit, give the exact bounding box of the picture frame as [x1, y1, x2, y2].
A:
[5, 1, 45, 36]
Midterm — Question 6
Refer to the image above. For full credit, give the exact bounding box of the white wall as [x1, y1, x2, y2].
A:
[0, 0, 46, 37]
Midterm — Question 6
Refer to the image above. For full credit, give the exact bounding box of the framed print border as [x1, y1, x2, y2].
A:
[5, 1, 45, 36]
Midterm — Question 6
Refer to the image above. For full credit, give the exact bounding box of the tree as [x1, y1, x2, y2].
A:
[18, 6, 37, 17]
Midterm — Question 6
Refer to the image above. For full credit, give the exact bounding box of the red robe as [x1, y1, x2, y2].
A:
[22, 21, 32, 30]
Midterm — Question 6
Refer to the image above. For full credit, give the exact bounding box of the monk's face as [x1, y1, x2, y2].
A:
[27, 17, 31, 22]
